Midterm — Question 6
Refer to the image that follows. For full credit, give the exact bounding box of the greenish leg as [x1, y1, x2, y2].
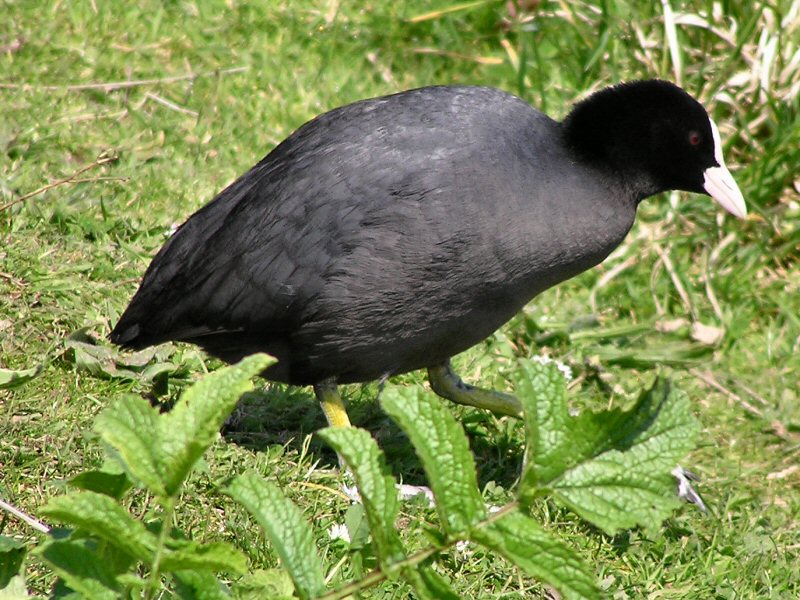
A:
[427, 359, 523, 419]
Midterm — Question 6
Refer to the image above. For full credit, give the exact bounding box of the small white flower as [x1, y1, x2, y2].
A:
[341, 484, 361, 503]
[672, 465, 707, 513]
[532, 354, 573, 381]
[328, 523, 350, 543]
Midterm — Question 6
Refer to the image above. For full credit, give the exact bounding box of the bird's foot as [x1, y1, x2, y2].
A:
[428, 360, 522, 418]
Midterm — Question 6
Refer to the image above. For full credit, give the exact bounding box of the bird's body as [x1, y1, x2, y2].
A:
[111, 81, 745, 419]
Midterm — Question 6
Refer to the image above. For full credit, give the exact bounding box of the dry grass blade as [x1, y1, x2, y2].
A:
[703, 232, 737, 321]
[653, 243, 696, 320]
[0, 154, 121, 212]
[690, 369, 763, 417]
[408, 0, 489, 22]
[0, 66, 248, 92]
[590, 254, 639, 313]
[413, 47, 503, 65]
[144, 92, 199, 117]
[0, 498, 51, 533]
[660, 0, 683, 84]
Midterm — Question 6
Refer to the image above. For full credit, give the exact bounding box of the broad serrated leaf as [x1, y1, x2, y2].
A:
[380, 387, 486, 535]
[159, 541, 248, 574]
[224, 472, 325, 600]
[94, 394, 165, 495]
[471, 510, 599, 600]
[66, 337, 138, 380]
[0, 365, 41, 390]
[172, 570, 230, 600]
[552, 383, 698, 533]
[36, 540, 121, 600]
[318, 427, 404, 565]
[0, 575, 28, 599]
[95, 354, 272, 497]
[140, 361, 179, 383]
[40, 491, 156, 562]
[67, 332, 185, 382]
[551, 457, 679, 533]
[232, 569, 295, 600]
[517, 359, 650, 485]
[68, 470, 132, 499]
[515, 360, 699, 534]
[404, 566, 461, 600]
[343, 503, 370, 550]
[158, 354, 274, 495]
[0, 536, 26, 588]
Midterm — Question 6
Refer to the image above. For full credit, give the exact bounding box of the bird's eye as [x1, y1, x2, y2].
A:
[689, 131, 701, 146]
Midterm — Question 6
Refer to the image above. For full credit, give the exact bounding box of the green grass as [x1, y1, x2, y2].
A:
[1, 0, 799, 597]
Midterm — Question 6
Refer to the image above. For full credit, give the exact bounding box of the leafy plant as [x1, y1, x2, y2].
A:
[2, 0, 797, 596]
[28, 354, 273, 599]
[2, 353, 699, 599]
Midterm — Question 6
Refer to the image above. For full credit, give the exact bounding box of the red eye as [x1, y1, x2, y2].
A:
[689, 131, 701, 146]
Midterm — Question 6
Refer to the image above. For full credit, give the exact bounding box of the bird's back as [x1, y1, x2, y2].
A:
[111, 86, 635, 384]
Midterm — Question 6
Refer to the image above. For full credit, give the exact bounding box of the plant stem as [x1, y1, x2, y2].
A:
[144, 496, 177, 600]
[317, 501, 520, 600]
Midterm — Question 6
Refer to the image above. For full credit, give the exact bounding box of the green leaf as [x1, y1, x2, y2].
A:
[318, 427, 405, 564]
[232, 569, 296, 600]
[515, 360, 699, 534]
[158, 354, 274, 495]
[95, 354, 274, 497]
[516, 359, 631, 486]
[404, 566, 461, 600]
[224, 472, 325, 600]
[172, 570, 230, 600]
[40, 491, 157, 563]
[68, 470, 132, 499]
[380, 386, 486, 536]
[65, 337, 121, 378]
[94, 394, 165, 495]
[36, 540, 121, 600]
[588, 340, 712, 368]
[343, 503, 371, 551]
[552, 383, 699, 533]
[160, 541, 248, 574]
[0, 536, 26, 588]
[0, 575, 28, 599]
[471, 510, 599, 600]
[65, 334, 178, 381]
[0, 365, 41, 389]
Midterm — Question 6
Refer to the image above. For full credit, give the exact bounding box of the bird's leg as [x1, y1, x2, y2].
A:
[314, 379, 352, 472]
[314, 378, 352, 429]
[314, 378, 434, 505]
[427, 359, 523, 419]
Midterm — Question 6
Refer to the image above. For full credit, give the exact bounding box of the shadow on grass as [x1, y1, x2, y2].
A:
[219, 383, 525, 490]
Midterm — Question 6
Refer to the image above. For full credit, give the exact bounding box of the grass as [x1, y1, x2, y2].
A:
[1, 0, 799, 597]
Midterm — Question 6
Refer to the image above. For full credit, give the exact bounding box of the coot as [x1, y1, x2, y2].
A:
[111, 80, 746, 426]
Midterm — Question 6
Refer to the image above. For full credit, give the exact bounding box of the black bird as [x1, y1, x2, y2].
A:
[110, 81, 746, 427]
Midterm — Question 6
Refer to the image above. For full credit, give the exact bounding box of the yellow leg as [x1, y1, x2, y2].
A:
[314, 379, 351, 428]
[315, 378, 433, 504]
[428, 359, 522, 419]
[314, 379, 353, 471]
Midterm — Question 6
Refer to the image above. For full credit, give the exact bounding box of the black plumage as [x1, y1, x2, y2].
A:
[111, 81, 745, 398]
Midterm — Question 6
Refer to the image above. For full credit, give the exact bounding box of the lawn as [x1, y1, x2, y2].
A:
[1, 0, 799, 598]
